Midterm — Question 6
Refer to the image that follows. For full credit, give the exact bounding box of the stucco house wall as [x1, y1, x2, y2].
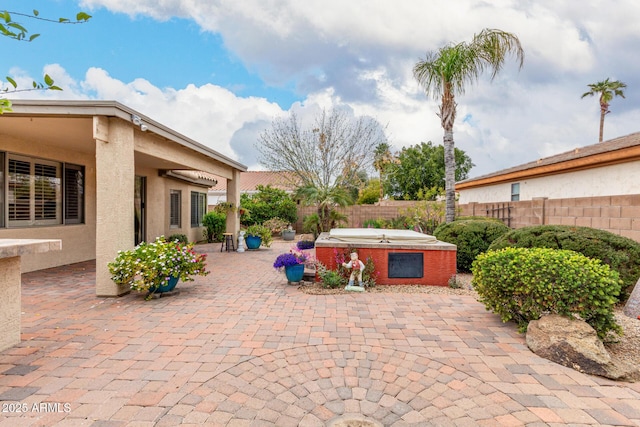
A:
[0, 128, 97, 272]
[0, 100, 246, 296]
[459, 161, 640, 204]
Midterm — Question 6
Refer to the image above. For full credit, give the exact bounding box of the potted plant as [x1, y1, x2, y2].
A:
[108, 236, 209, 300]
[273, 247, 314, 284]
[244, 224, 272, 250]
[282, 224, 296, 241]
[296, 240, 315, 250]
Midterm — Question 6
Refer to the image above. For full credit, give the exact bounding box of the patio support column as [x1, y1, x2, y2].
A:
[94, 116, 135, 296]
[225, 169, 241, 238]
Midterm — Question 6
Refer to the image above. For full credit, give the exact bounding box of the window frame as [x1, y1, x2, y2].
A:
[64, 163, 85, 225]
[170, 189, 181, 228]
[7, 154, 62, 227]
[1, 152, 85, 228]
[190, 191, 207, 227]
[510, 183, 520, 202]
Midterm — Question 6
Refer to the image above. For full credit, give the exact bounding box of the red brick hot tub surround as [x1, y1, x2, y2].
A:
[314, 230, 457, 286]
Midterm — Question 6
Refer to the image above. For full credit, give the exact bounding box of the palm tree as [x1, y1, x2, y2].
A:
[295, 184, 351, 235]
[413, 28, 524, 222]
[373, 143, 395, 201]
[581, 78, 627, 143]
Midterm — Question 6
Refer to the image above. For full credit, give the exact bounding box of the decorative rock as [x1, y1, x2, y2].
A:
[526, 314, 636, 381]
[344, 285, 365, 292]
[623, 277, 640, 318]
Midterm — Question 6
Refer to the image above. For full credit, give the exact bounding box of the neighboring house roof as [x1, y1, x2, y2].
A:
[207, 171, 298, 193]
[457, 131, 640, 190]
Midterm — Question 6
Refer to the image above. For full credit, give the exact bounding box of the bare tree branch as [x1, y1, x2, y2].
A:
[256, 108, 388, 191]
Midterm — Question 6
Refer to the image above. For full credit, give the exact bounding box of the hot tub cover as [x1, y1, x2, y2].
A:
[328, 228, 438, 244]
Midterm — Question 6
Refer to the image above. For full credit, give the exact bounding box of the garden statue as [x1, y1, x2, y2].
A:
[237, 230, 246, 253]
[343, 251, 365, 292]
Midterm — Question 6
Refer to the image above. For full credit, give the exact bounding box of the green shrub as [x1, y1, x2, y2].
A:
[317, 263, 346, 289]
[472, 247, 621, 339]
[357, 180, 381, 204]
[363, 218, 385, 228]
[434, 219, 510, 272]
[202, 211, 226, 243]
[488, 225, 640, 301]
[240, 185, 297, 226]
[167, 234, 189, 244]
[400, 200, 446, 234]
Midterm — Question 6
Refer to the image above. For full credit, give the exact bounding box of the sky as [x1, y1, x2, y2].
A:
[3, 0, 640, 179]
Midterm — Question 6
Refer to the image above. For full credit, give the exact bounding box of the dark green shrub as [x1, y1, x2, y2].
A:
[472, 247, 621, 339]
[434, 219, 510, 272]
[202, 211, 226, 243]
[488, 225, 640, 301]
[167, 234, 189, 244]
[240, 185, 297, 226]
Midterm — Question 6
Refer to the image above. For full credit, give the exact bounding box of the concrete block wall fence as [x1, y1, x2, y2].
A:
[458, 194, 640, 243]
[292, 194, 640, 244]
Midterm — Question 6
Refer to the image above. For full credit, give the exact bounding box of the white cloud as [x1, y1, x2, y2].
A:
[49, 1, 640, 176]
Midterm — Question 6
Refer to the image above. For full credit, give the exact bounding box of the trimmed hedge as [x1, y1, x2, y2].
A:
[434, 219, 510, 272]
[488, 225, 640, 301]
[472, 247, 622, 339]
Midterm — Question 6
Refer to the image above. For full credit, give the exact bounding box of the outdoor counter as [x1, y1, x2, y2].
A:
[0, 239, 62, 352]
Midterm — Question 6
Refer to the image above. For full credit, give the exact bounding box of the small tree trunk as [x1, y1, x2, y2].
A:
[598, 108, 606, 143]
[440, 91, 457, 223]
[443, 131, 456, 223]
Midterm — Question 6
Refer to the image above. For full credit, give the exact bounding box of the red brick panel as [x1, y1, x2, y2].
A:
[316, 246, 456, 287]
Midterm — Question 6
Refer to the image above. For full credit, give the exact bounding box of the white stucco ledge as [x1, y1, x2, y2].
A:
[0, 239, 62, 259]
[0, 239, 61, 352]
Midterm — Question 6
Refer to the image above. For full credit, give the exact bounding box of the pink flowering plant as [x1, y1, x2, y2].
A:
[109, 236, 209, 298]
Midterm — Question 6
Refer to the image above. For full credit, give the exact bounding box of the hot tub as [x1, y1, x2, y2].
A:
[315, 228, 456, 286]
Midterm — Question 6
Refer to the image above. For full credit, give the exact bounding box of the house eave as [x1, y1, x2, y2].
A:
[7, 99, 248, 173]
[161, 170, 218, 188]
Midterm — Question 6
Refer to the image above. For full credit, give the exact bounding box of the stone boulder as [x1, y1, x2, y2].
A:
[526, 314, 636, 381]
[623, 277, 640, 319]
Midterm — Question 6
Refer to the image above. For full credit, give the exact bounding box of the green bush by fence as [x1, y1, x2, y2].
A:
[434, 218, 510, 272]
[488, 225, 640, 302]
[472, 247, 622, 339]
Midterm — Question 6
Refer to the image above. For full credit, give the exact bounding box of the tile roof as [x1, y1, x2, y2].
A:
[206, 171, 299, 192]
[458, 131, 640, 185]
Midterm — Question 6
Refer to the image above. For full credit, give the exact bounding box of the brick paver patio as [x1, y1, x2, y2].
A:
[1, 240, 639, 426]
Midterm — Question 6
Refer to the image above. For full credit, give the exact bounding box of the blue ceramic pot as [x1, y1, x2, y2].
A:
[284, 263, 305, 283]
[245, 235, 262, 250]
[152, 275, 179, 293]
